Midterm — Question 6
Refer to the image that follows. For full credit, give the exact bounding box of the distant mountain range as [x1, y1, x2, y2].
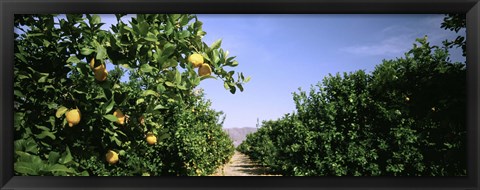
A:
[223, 127, 258, 147]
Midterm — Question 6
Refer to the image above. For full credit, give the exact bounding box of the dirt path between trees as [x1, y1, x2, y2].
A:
[211, 151, 280, 176]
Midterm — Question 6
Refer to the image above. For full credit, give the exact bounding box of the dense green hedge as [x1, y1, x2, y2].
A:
[238, 37, 466, 176]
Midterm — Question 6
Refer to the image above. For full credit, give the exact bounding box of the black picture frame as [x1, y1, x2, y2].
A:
[1, 0, 479, 190]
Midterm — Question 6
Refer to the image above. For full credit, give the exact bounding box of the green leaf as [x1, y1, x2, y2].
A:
[48, 151, 61, 165]
[44, 164, 75, 173]
[105, 127, 116, 135]
[229, 86, 236, 94]
[170, 14, 181, 22]
[174, 70, 181, 84]
[43, 39, 51, 47]
[47, 116, 55, 128]
[15, 162, 39, 175]
[178, 30, 190, 39]
[110, 135, 122, 146]
[103, 114, 119, 122]
[90, 15, 101, 26]
[165, 21, 174, 35]
[194, 20, 203, 29]
[59, 146, 73, 165]
[47, 102, 58, 109]
[27, 33, 44, 37]
[165, 81, 176, 87]
[15, 138, 38, 154]
[138, 22, 149, 36]
[224, 81, 230, 90]
[75, 62, 90, 78]
[136, 98, 145, 105]
[80, 171, 90, 176]
[15, 53, 28, 63]
[154, 104, 166, 110]
[226, 56, 236, 63]
[66, 56, 81, 64]
[244, 76, 251, 83]
[17, 74, 29, 80]
[196, 30, 206, 37]
[104, 98, 115, 114]
[177, 85, 187, 90]
[14, 140, 23, 152]
[142, 90, 159, 97]
[96, 45, 107, 60]
[123, 25, 134, 33]
[117, 130, 127, 138]
[94, 90, 107, 100]
[156, 84, 166, 93]
[180, 15, 190, 26]
[140, 64, 153, 73]
[168, 58, 178, 68]
[38, 75, 48, 83]
[56, 106, 68, 118]
[162, 43, 176, 57]
[210, 39, 222, 50]
[157, 133, 170, 141]
[145, 32, 157, 42]
[14, 89, 25, 98]
[80, 48, 94, 56]
[35, 130, 56, 140]
[14, 112, 24, 130]
[236, 83, 244, 92]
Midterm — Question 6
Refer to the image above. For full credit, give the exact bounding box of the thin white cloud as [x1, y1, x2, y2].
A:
[342, 35, 413, 56]
[340, 15, 458, 57]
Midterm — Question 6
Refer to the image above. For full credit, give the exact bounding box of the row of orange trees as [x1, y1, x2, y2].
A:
[238, 15, 466, 176]
[14, 14, 248, 176]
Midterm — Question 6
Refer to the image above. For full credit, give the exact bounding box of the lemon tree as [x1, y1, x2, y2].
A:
[14, 14, 244, 176]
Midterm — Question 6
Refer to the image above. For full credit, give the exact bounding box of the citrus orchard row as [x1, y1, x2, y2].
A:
[238, 36, 466, 176]
[14, 14, 246, 176]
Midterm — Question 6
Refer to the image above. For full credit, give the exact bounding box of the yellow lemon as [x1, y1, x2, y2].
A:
[188, 53, 204, 68]
[90, 58, 105, 71]
[198, 64, 212, 77]
[89, 57, 96, 69]
[94, 67, 108, 82]
[113, 109, 125, 125]
[93, 64, 106, 73]
[105, 150, 119, 164]
[146, 133, 157, 145]
[65, 109, 81, 127]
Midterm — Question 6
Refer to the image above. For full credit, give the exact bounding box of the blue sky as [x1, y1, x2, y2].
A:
[51, 14, 465, 129]
[194, 14, 465, 128]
